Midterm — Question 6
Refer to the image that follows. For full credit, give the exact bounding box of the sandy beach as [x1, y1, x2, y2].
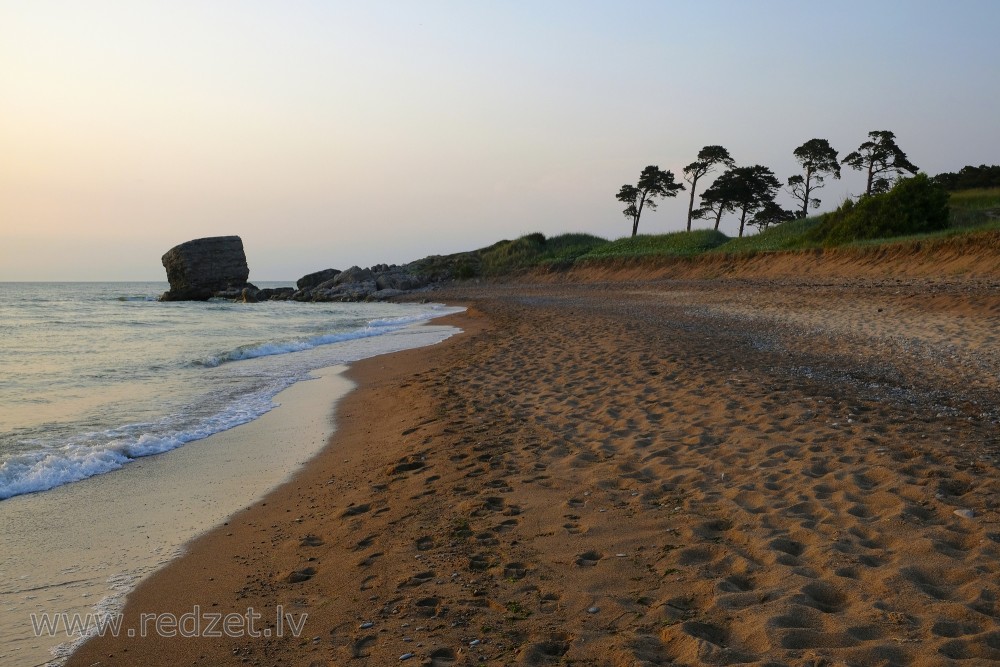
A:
[67, 277, 1000, 666]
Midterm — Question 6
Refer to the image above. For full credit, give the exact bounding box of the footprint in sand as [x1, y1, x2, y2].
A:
[351, 634, 376, 658]
[503, 562, 528, 580]
[717, 573, 755, 593]
[486, 478, 513, 492]
[901, 565, 974, 601]
[769, 537, 805, 565]
[792, 581, 849, 613]
[428, 647, 457, 666]
[389, 456, 425, 474]
[468, 554, 492, 571]
[299, 534, 324, 547]
[357, 552, 383, 568]
[517, 634, 571, 664]
[413, 596, 440, 617]
[400, 570, 436, 588]
[492, 518, 518, 533]
[353, 534, 376, 551]
[575, 550, 603, 567]
[539, 592, 561, 614]
[475, 531, 499, 546]
[285, 567, 316, 583]
[341, 503, 371, 517]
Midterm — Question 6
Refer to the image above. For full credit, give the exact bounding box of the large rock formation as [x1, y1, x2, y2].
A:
[296, 268, 340, 290]
[160, 236, 251, 301]
[288, 264, 432, 302]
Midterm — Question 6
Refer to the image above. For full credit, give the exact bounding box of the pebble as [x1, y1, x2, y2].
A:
[360, 622, 374, 629]
[587, 606, 600, 614]
[400, 652, 415, 660]
[954, 508, 975, 519]
[469, 639, 481, 647]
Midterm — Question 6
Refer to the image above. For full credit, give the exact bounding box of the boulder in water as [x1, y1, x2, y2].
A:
[160, 236, 250, 301]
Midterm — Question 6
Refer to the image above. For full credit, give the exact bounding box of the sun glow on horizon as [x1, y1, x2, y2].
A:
[2, 1, 999, 280]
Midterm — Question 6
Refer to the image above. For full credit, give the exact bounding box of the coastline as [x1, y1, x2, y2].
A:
[65, 307, 485, 667]
[0, 315, 462, 667]
[67, 281, 1000, 665]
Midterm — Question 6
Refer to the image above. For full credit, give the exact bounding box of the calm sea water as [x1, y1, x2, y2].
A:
[0, 282, 457, 501]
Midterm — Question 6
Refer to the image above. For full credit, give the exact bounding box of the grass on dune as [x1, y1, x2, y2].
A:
[479, 232, 608, 275]
[711, 217, 822, 254]
[713, 187, 1000, 255]
[577, 229, 729, 260]
[948, 187, 1000, 228]
[465, 187, 1000, 277]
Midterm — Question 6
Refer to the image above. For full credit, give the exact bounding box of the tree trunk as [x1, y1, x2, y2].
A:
[801, 166, 813, 219]
[631, 195, 646, 237]
[714, 209, 723, 231]
[686, 176, 698, 232]
[739, 209, 748, 237]
[866, 162, 874, 196]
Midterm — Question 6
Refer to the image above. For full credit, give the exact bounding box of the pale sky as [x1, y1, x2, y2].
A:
[2, 1, 999, 281]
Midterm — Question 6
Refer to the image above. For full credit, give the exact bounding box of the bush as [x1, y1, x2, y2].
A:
[807, 174, 949, 246]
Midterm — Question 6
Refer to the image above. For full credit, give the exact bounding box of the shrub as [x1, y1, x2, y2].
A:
[807, 174, 949, 245]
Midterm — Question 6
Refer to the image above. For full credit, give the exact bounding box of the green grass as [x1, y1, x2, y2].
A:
[842, 217, 1000, 248]
[478, 232, 608, 275]
[711, 217, 822, 254]
[948, 187, 1000, 228]
[577, 229, 729, 260]
[408, 187, 1000, 281]
[712, 187, 1000, 255]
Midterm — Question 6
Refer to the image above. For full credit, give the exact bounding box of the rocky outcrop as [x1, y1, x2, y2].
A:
[160, 236, 250, 301]
[333, 266, 374, 285]
[157, 235, 455, 305]
[256, 287, 296, 301]
[287, 264, 432, 303]
[296, 268, 340, 290]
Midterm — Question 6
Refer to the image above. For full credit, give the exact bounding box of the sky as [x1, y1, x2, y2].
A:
[2, 1, 999, 281]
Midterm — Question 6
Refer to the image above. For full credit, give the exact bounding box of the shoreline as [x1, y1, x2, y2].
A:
[67, 282, 1000, 665]
[0, 315, 462, 667]
[1, 366, 354, 667]
[64, 308, 484, 667]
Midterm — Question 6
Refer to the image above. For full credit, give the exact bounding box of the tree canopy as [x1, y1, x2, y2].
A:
[750, 201, 795, 232]
[706, 166, 783, 237]
[842, 130, 918, 196]
[616, 166, 685, 237]
[693, 179, 736, 231]
[932, 164, 1000, 190]
[683, 145, 735, 232]
[787, 139, 840, 218]
[617, 129, 924, 237]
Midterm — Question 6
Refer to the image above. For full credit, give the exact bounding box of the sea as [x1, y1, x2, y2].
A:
[0, 281, 462, 666]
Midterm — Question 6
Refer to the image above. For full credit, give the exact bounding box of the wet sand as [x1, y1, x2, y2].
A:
[68, 278, 1000, 666]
